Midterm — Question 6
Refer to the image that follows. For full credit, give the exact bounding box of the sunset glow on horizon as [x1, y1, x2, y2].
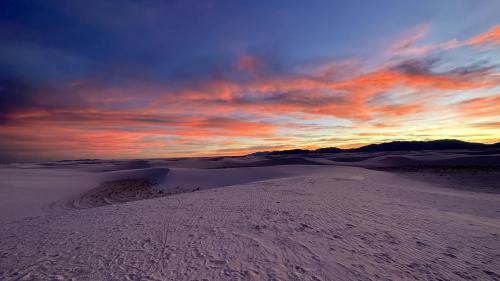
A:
[1, 1, 499, 162]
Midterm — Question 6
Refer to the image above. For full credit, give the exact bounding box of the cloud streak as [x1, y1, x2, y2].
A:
[387, 24, 500, 57]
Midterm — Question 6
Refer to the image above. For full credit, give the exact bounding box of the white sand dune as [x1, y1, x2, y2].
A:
[326, 152, 500, 168]
[0, 166, 171, 222]
[100, 167, 170, 184]
[0, 164, 334, 222]
[1, 151, 499, 280]
[0, 167, 98, 222]
[49, 165, 337, 213]
[156, 165, 337, 193]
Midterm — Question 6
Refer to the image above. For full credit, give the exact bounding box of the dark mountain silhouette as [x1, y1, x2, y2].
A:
[248, 139, 497, 156]
[489, 142, 500, 148]
[314, 147, 343, 153]
[350, 139, 487, 152]
[267, 149, 311, 155]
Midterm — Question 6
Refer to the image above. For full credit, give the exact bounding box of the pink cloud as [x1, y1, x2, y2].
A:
[466, 25, 500, 48]
[387, 23, 500, 57]
[457, 95, 500, 118]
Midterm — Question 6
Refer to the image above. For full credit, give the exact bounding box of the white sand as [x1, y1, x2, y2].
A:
[0, 167, 98, 222]
[1, 152, 499, 280]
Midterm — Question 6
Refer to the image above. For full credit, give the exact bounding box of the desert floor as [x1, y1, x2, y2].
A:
[1, 150, 499, 280]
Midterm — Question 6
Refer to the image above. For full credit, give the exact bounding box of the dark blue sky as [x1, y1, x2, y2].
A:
[3, 0, 498, 83]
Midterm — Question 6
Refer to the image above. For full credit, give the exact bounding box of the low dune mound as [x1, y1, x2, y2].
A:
[452, 149, 500, 155]
[58, 168, 171, 209]
[61, 178, 176, 209]
[382, 166, 500, 193]
[84, 159, 152, 172]
[365, 153, 500, 193]
[427, 155, 500, 167]
[60, 165, 342, 210]
[100, 167, 169, 184]
[329, 155, 381, 163]
[35, 159, 152, 172]
[161, 155, 327, 169]
[356, 154, 500, 168]
[207, 156, 328, 169]
[155, 165, 340, 194]
[376, 155, 422, 166]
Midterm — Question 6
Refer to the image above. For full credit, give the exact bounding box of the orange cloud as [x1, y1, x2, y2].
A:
[237, 55, 260, 73]
[0, 106, 284, 161]
[0, 125, 152, 161]
[388, 23, 431, 56]
[387, 23, 500, 57]
[5, 109, 279, 137]
[457, 95, 500, 118]
[467, 121, 500, 130]
[372, 103, 425, 116]
[154, 62, 498, 122]
[466, 25, 500, 47]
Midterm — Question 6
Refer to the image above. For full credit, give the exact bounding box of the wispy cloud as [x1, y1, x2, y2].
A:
[387, 24, 500, 57]
[457, 95, 500, 118]
[466, 25, 500, 48]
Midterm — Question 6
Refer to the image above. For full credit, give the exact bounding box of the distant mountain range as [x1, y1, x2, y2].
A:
[249, 139, 500, 156]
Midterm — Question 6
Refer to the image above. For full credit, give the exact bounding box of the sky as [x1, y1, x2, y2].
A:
[1, 0, 499, 162]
